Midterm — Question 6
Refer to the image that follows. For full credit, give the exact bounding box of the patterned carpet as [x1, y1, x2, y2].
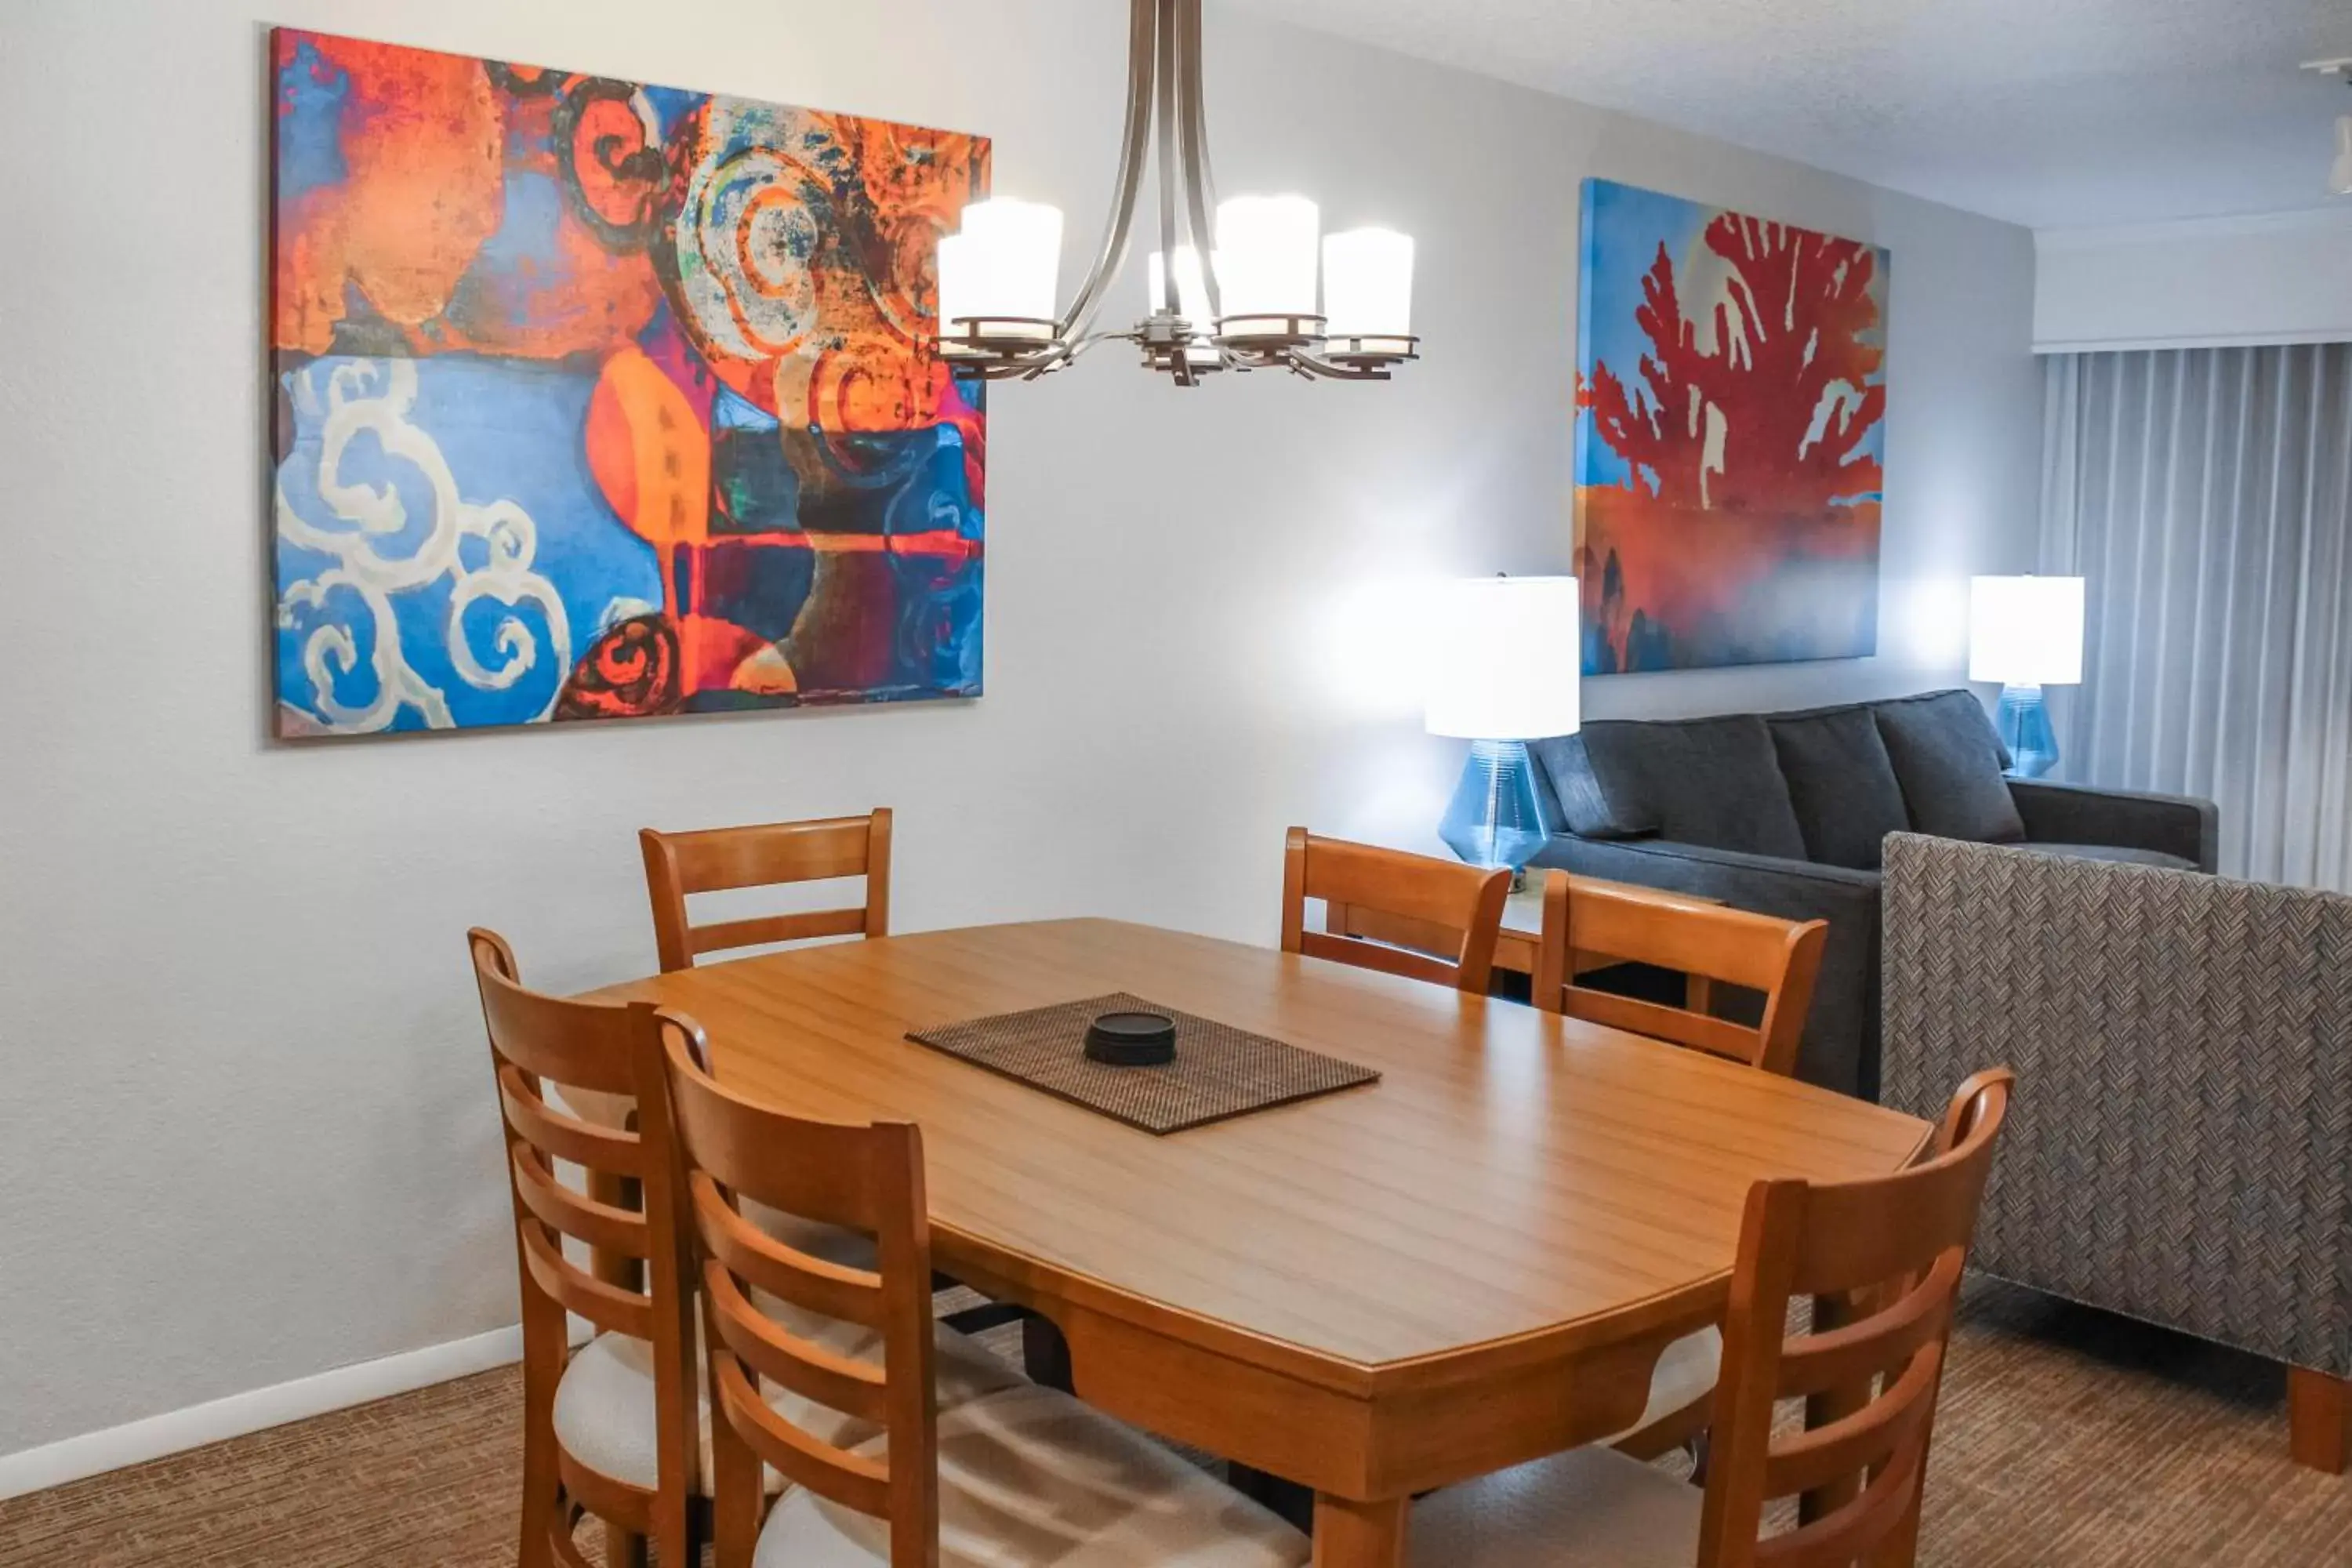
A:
[5, 1279, 2349, 1566]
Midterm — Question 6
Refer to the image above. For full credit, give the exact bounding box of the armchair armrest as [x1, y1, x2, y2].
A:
[2006, 779, 2219, 872]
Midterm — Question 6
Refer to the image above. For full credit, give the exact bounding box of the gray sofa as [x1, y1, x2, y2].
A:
[1526, 690, 2219, 1099]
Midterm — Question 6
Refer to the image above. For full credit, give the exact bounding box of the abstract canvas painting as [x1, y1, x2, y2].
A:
[1574, 180, 1888, 674]
[270, 30, 989, 735]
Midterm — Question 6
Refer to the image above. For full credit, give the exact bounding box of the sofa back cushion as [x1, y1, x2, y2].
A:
[1767, 706, 1912, 869]
[1871, 690, 2025, 843]
[1537, 714, 1808, 859]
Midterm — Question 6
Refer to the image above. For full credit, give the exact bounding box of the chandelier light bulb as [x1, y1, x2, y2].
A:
[1214, 194, 1321, 336]
[2333, 114, 2352, 198]
[1321, 227, 1415, 358]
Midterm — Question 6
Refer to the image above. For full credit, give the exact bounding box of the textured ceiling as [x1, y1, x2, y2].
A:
[1223, 0, 2352, 229]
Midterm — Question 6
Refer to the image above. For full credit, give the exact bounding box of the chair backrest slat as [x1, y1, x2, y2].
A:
[1553, 990, 1766, 1066]
[1692, 1069, 2013, 1567]
[645, 1018, 940, 1564]
[641, 811, 891, 972]
[1773, 1252, 1957, 1399]
[691, 1174, 888, 1327]
[1533, 872, 1828, 1075]
[702, 1263, 892, 1425]
[690, 908, 869, 956]
[713, 1354, 895, 1516]
[519, 1221, 657, 1338]
[496, 1065, 644, 1175]
[510, 1145, 649, 1261]
[1279, 826, 1511, 993]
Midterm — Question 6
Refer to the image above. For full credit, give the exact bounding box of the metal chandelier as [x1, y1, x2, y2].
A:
[934, 0, 1419, 387]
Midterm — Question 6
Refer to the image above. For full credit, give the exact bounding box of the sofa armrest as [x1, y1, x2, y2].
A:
[1527, 836, 1882, 1098]
[2006, 779, 2220, 872]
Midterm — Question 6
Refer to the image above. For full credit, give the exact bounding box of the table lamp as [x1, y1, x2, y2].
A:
[1427, 576, 1582, 880]
[1969, 575, 2084, 779]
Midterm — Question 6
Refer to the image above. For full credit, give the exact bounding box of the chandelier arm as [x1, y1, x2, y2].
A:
[1174, 0, 1225, 321]
[1152, 0, 1181, 303]
[1059, 0, 1159, 342]
[1283, 349, 1396, 382]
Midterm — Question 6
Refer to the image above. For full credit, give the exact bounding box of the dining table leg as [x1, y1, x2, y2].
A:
[1312, 1493, 1408, 1567]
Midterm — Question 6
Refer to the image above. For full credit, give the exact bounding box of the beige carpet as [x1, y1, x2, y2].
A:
[5, 1279, 2349, 1566]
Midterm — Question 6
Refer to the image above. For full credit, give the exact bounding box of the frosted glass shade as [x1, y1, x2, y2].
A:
[1425, 577, 1583, 740]
[1322, 227, 1414, 353]
[938, 199, 1062, 342]
[2333, 115, 2352, 198]
[1969, 575, 2084, 686]
[1214, 194, 1319, 326]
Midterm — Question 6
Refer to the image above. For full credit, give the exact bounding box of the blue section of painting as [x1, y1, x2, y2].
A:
[274, 40, 350, 204]
[1575, 181, 1702, 496]
[275, 356, 662, 731]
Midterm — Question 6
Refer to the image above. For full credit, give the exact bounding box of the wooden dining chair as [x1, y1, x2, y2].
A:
[640, 809, 892, 974]
[646, 1018, 1312, 1568]
[468, 928, 701, 1568]
[1409, 1068, 2014, 1567]
[1533, 869, 1829, 1077]
[1279, 826, 1512, 993]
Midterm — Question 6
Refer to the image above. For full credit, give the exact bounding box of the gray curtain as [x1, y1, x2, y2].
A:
[2040, 344, 2352, 890]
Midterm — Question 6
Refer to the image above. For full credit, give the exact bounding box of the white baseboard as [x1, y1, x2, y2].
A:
[0, 1321, 569, 1501]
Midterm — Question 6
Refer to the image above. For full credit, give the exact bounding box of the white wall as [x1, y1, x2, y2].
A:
[0, 0, 2041, 1461]
[2035, 209, 2352, 353]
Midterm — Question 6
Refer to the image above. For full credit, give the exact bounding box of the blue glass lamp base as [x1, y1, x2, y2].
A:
[1439, 739, 1553, 873]
[1995, 684, 2060, 779]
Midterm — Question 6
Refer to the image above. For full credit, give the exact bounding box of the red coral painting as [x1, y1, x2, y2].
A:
[1573, 180, 1887, 673]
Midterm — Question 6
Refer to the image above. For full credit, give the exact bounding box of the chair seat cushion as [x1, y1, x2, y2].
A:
[1606, 1327, 1721, 1443]
[1408, 1446, 1700, 1567]
[2024, 841, 2198, 869]
[553, 1321, 1025, 1496]
[753, 1384, 1310, 1566]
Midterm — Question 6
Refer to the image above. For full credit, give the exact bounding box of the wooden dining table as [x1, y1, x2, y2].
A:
[590, 916, 1929, 1566]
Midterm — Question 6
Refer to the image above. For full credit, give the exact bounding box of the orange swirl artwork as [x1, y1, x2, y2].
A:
[1573, 180, 1889, 673]
[269, 29, 989, 735]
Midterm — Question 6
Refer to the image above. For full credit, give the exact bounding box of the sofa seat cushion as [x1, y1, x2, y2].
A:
[2024, 842, 2199, 870]
[1767, 706, 1911, 869]
[1538, 715, 1808, 860]
[1871, 691, 2026, 844]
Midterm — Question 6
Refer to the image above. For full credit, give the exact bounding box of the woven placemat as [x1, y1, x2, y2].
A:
[906, 992, 1379, 1135]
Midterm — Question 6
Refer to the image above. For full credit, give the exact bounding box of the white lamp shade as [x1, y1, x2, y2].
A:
[1425, 577, 1583, 740]
[1969, 575, 2085, 686]
[941, 199, 1063, 339]
[1214, 194, 1319, 324]
[2332, 115, 2352, 198]
[1321, 227, 1414, 347]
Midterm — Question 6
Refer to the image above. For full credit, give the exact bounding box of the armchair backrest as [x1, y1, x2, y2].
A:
[1879, 832, 2352, 1381]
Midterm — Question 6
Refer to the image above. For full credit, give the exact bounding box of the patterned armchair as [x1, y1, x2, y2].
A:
[1878, 833, 2352, 1472]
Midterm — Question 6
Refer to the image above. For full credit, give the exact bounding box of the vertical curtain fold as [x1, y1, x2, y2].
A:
[2041, 343, 2352, 890]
